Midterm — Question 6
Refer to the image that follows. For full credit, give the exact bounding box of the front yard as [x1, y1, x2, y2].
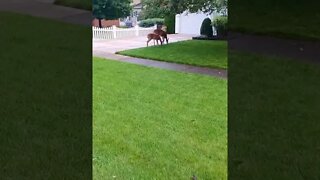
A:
[93, 58, 227, 179]
[117, 40, 228, 69]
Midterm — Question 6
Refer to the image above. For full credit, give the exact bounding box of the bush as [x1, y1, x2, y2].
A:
[137, 11, 146, 21]
[118, 25, 129, 29]
[139, 18, 164, 27]
[164, 15, 175, 34]
[212, 16, 228, 37]
[200, 18, 213, 37]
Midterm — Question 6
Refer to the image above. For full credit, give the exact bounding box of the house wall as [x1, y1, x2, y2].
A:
[133, 5, 142, 18]
[92, 19, 120, 27]
[175, 11, 219, 35]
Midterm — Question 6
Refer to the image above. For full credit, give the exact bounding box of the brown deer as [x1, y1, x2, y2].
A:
[154, 29, 169, 44]
[147, 33, 163, 47]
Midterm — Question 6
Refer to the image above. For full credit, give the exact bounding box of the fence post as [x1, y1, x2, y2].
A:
[112, 25, 117, 39]
[92, 27, 95, 39]
[135, 25, 139, 36]
[103, 27, 106, 39]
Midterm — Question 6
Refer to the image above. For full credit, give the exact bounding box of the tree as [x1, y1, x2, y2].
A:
[187, 0, 228, 15]
[141, 0, 189, 33]
[141, 0, 165, 19]
[93, 0, 132, 28]
[141, 0, 227, 19]
[141, 0, 189, 19]
[140, 0, 227, 33]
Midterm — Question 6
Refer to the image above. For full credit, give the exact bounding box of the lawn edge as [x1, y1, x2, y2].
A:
[115, 51, 228, 70]
[93, 57, 228, 79]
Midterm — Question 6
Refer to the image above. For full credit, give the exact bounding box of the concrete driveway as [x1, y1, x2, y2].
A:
[92, 34, 227, 79]
[93, 34, 194, 54]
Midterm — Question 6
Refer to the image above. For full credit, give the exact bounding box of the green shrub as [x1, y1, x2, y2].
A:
[200, 18, 213, 37]
[139, 18, 164, 27]
[212, 16, 228, 37]
[119, 25, 129, 29]
[164, 15, 175, 34]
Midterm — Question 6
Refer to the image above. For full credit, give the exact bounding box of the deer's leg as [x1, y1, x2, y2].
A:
[147, 38, 151, 47]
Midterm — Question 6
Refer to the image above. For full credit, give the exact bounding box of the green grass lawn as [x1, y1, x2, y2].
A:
[117, 40, 228, 69]
[229, 51, 320, 179]
[230, 1, 320, 40]
[54, 0, 91, 10]
[93, 58, 227, 179]
[0, 12, 91, 178]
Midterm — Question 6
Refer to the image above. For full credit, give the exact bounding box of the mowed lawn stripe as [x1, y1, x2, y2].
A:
[93, 58, 227, 179]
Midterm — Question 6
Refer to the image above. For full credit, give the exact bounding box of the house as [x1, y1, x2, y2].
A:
[122, 0, 142, 27]
[175, 10, 220, 35]
[132, 0, 143, 19]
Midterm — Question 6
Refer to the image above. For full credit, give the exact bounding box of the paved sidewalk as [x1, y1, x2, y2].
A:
[94, 51, 227, 79]
[0, 0, 92, 25]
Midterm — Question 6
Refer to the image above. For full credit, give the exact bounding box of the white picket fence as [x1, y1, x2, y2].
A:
[92, 25, 157, 40]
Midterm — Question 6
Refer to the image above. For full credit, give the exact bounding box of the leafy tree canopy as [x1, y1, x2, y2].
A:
[141, 0, 188, 18]
[188, 0, 227, 15]
[141, 0, 227, 19]
[93, 0, 132, 19]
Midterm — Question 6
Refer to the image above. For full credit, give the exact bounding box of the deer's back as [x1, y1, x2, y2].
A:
[148, 33, 161, 39]
[154, 29, 167, 37]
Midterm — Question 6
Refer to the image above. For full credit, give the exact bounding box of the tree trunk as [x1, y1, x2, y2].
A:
[98, 18, 102, 28]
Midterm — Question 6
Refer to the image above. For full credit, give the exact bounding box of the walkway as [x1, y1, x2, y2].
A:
[0, 0, 91, 25]
[93, 35, 228, 79]
[94, 51, 227, 79]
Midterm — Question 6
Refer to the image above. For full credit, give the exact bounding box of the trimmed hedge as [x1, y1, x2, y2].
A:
[165, 15, 175, 34]
[200, 18, 213, 37]
[139, 18, 164, 27]
[212, 16, 228, 37]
